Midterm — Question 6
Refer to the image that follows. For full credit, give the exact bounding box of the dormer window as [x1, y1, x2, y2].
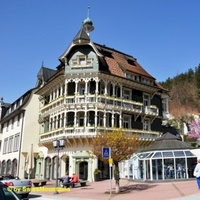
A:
[79, 57, 86, 65]
[71, 55, 93, 69]
[124, 55, 136, 66]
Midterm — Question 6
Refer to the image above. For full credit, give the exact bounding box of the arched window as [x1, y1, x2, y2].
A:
[44, 157, 51, 179]
[6, 160, 11, 174]
[53, 156, 59, 179]
[12, 159, 17, 176]
[2, 160, 6, 175]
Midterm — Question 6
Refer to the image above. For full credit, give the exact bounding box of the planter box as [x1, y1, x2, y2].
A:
[94, 174, 100, 181]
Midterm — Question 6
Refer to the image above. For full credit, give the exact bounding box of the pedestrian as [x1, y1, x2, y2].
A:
[177, 163, 182, 178]
[168, 164, 174, 178]
[164, 164, 168, 179]
[193, 159, 200, 189]
[70, 173, 79, 187]
[62, 172, 70, 188]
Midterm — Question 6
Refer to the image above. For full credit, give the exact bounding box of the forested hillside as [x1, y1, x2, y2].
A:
[159, 64, 200, 125]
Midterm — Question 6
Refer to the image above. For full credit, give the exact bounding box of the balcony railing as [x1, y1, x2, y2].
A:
[144, 106, 159, 116]
[42, 96, 64, 109]
[65, 94, 144, 113]
[39, 126, 160, 143]
[40, 94, 159, 118]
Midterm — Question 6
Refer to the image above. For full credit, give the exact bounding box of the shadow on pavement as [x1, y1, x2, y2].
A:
[26, 194, 42, 199]
[120, 183, 157, 193]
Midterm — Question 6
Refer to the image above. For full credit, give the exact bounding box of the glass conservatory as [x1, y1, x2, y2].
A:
[126, 133, 197, 181]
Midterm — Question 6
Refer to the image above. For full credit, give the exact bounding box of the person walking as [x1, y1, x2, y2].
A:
[193, 159, 200, 189]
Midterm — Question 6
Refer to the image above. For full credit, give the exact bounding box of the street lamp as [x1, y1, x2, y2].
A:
[53, 137, 66, 194]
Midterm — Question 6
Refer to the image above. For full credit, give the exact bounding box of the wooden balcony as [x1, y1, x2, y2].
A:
[39, 94, 159, 120]
[144, 105, 159, 116]
[39, 126, 160, 148]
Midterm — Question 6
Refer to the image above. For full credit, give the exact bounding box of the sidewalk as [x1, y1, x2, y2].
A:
[30, 179, 200, 200]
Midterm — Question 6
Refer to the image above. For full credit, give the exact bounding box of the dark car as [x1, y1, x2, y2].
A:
[0, 182, 24, 200]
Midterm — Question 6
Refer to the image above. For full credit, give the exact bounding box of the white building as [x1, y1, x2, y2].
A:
[0, 89, 40, 178]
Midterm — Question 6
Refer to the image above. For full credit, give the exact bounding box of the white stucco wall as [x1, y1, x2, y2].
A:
[0, 90, 40, 178]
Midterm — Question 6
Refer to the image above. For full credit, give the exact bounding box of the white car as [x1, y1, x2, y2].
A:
[0, 175, 32, 198]
[0, 182, 28, 200]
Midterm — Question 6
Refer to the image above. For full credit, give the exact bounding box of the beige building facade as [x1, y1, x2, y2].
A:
[0, 89, 40, 178]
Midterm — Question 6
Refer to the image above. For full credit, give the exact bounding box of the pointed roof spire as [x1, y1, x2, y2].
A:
[73, 26, 90, 44]
[87, 5, 90, 18]
[83, 5, 94, 35]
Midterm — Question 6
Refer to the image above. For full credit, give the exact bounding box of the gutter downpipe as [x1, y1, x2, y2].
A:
[17, 111, 24, 177]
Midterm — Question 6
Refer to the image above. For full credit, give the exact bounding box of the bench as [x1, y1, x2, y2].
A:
[32, 180, 47, 187]
[73, 180, 87, 187]
[61, 180, 87, 188]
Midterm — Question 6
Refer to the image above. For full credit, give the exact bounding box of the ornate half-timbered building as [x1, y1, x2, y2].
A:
[35, 17, 168, 182]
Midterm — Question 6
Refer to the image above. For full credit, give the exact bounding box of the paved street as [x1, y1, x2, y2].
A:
[25, 179, 200, 200]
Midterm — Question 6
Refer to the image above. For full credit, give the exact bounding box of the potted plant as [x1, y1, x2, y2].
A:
[94, 168, 101, 181]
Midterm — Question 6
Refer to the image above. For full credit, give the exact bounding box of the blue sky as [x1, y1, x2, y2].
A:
[1, 0, 200, 103]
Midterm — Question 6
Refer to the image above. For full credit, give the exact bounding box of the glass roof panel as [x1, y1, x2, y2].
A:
[138, 153, 149, 159]
[134, 150, 196, 161]
[147, 152, 154, 158]
[163, 151, 173, 157]
[174, 151, 185, 157]
[152, 152, 162, 158]
[185, 150, 195, 156]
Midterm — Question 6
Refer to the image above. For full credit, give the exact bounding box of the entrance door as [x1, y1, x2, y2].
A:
[79, 161, 88, 180]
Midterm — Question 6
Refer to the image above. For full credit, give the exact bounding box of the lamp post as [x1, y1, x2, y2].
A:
[53, 137, 66, 194]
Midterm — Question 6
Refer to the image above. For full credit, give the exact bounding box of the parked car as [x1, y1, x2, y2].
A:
[0, 175, 32, 198]
[0, 182, 27, 200]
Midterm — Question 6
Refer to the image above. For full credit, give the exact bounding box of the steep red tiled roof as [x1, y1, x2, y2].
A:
[113, 51, 154, 78]
[95, 43, 155, 80]
[105, 57, 124, 77]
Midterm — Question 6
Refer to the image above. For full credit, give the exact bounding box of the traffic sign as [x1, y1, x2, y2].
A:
[109, 158, 113, 164]
[102, 147, 111, 159]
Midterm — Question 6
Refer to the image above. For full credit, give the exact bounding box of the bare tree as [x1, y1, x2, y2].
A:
[91, 129, 138, 193]
[169, 80, 198, 131]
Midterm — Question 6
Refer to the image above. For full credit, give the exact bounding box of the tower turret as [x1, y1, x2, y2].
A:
[82, 6, 94, 35]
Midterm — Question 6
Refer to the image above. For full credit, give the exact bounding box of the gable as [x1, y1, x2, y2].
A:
[65, 45, 99, 74]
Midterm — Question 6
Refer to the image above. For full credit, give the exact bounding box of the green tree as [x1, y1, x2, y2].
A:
[91, 129, 138, 193]
[159, 77, 173, 90]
